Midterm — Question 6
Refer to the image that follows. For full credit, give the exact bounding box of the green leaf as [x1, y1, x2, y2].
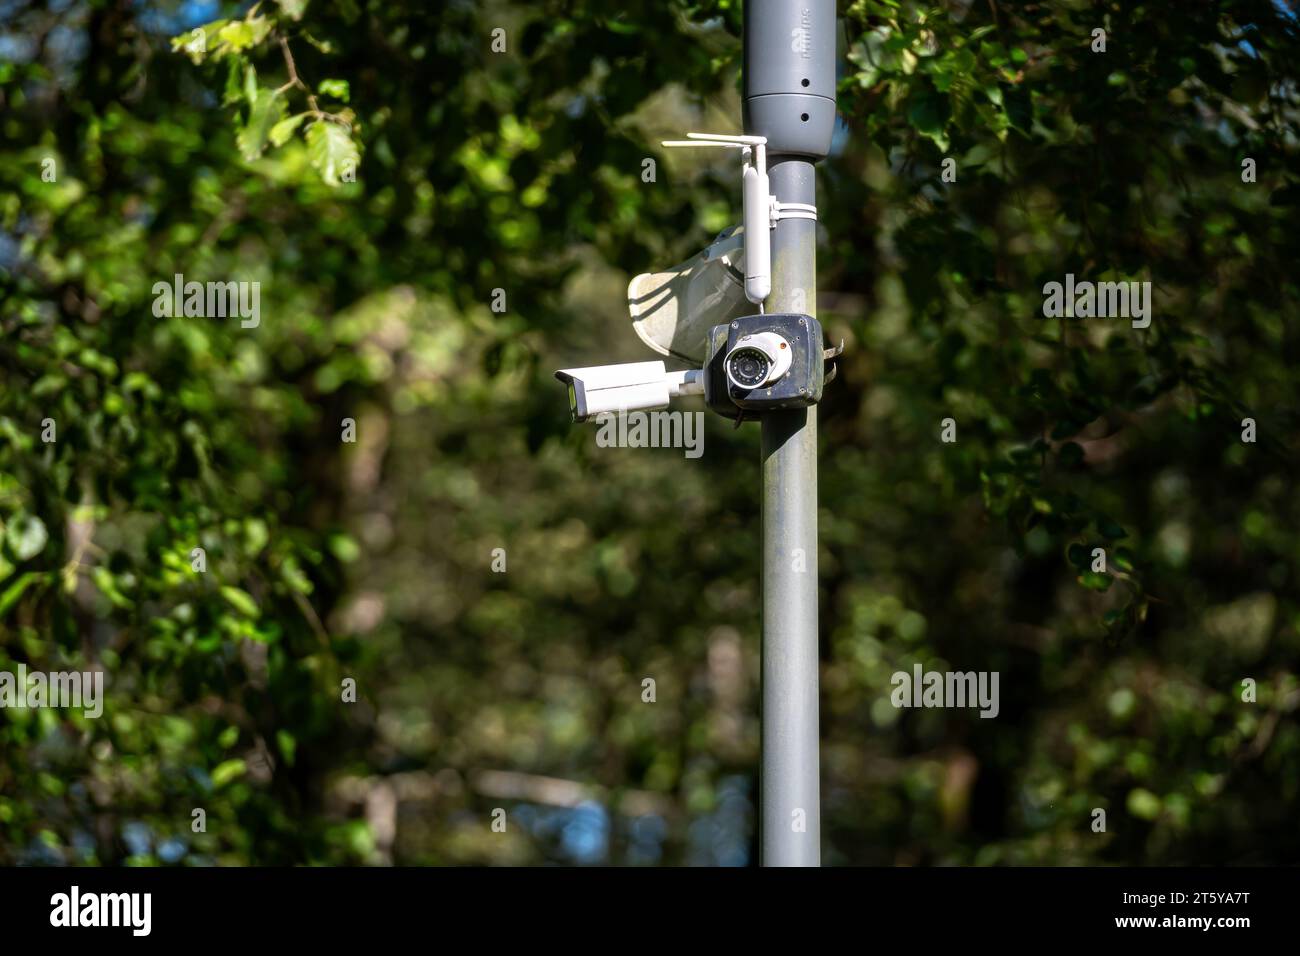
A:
[170, 20, 229, 64]
[238, 88, 287, 161]
[318, 78, 350, 102]
[1126, 788, 1162, 821]
[223, 58, 243, 106]
[909, 92, 950, 150]
[0, 572, 40, 618]
[279, 555, 314, 594]
[216, 17, 270, 56]
[7, 513, 48, 561]
[220, 585, 259, 617]
[306, 121, 360, 186]
[277, 729, 297, 767]
[171, 29, 207, 62]
[217, 20, 255, 53]
[1078, 570, 1113, 591]
[269, 113, 309, 147]
[211, 759, 247, 789]
[328, 533, 360, 563]
[303, 32, 334, 54]
[91, 566, 135, 609]
[277, 0, 310, 20]
[980, 41, 1007, 67]
[246, 16, 273, 46]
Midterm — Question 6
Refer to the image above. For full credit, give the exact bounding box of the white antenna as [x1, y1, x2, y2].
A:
[662, 133, 770, 305]
[663, 131, 816, 308]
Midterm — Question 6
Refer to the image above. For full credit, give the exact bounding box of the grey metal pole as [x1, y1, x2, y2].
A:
[744, 0, 834, 867]
[759, 161, 820, 867]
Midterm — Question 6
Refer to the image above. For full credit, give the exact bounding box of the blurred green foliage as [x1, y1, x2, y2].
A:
[0, 0, 1297, 865]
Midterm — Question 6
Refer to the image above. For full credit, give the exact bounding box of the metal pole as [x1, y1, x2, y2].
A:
[744, 0, 834, 866]
[759, 161, 820, 867]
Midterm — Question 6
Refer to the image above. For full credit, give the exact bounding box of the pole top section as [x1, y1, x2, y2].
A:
[743, 0, 837, 159]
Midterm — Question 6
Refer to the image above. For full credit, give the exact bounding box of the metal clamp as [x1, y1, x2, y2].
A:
[771, 200, 817, 225]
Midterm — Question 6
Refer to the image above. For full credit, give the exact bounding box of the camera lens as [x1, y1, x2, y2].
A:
[727, 347, 771, 389]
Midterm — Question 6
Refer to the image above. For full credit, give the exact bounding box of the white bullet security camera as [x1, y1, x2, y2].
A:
[555, 361, 703, 423]
[724, 330, 792, 391]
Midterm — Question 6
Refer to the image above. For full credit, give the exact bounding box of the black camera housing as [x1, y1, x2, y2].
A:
[705, 312, 825, 416]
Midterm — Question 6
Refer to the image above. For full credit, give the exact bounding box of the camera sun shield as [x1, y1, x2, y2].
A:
[705, 312, 825, 415]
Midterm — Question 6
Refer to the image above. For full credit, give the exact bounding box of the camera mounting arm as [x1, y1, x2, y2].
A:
[661, 132, 817, 307]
